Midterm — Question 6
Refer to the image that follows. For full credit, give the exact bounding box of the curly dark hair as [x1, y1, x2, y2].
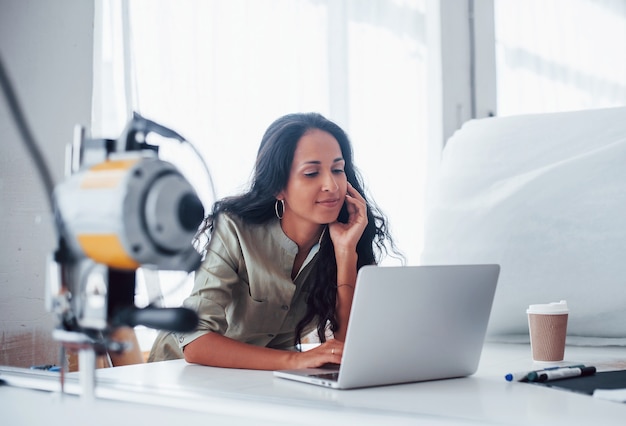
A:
[195, 112, 400, 345]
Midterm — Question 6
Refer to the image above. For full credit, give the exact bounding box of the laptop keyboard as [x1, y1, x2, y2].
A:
[309, 372, 339, 380]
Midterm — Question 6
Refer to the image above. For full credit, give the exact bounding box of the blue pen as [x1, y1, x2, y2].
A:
[505, 364, 585, 382]
[505, 366, 560, 382]
[504, 371, 534, 382]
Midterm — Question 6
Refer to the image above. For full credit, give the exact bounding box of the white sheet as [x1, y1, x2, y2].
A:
[421, 107, 626, 345]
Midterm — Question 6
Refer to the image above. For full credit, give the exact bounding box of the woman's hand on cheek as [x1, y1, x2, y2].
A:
[329, 183, 368, 252]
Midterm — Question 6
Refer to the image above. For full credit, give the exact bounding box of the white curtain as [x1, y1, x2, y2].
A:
[495, 0, 626, 116]
[94, 0, 428, 314]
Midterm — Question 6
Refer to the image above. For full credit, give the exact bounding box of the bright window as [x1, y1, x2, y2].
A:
[94, 1, 429, 333]
[495, 0, 626, 115]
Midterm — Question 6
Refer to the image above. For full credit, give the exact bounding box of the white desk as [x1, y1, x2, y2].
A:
[2, 343, 626, 425]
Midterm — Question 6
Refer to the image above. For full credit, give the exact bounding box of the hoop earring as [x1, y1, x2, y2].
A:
[275, 199, 285, 219]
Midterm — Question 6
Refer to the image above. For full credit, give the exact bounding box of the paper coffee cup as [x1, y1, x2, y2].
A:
[527, 300, 569, 362]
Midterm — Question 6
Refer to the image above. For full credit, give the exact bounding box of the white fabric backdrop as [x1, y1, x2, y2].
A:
[422, 106, 626, 345]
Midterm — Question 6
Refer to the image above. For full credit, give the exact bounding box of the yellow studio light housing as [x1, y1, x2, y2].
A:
[54, 152, 203, 272]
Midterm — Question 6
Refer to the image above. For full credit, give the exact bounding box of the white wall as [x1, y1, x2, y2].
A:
[0, 0, 94, 367]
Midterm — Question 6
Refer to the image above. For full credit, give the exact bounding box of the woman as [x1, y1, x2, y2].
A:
[149, 112, 399, 370]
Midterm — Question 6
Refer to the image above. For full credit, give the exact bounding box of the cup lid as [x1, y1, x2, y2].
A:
[527, 300, 568, 314]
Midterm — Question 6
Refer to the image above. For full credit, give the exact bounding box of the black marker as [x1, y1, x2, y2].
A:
[536, 366, 596, 382]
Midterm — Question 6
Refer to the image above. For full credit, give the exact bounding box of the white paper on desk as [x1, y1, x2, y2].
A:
[593, 388, 626, 403]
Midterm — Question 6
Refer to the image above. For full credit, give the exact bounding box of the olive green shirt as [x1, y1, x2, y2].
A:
[148, 213, 318, 361]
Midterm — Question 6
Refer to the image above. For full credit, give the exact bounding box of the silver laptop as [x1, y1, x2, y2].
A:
[274, 264, 500, 389]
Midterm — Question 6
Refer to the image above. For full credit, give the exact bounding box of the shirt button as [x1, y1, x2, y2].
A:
[281, 305, 289, 311]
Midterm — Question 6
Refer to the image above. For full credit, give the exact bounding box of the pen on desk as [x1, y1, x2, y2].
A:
[504, 371, 533, 382]
[525, 364, 586, 382]
[504, 364, 586, 382]
[504, 366, 561, 382]
[535, 366, 596, 382]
